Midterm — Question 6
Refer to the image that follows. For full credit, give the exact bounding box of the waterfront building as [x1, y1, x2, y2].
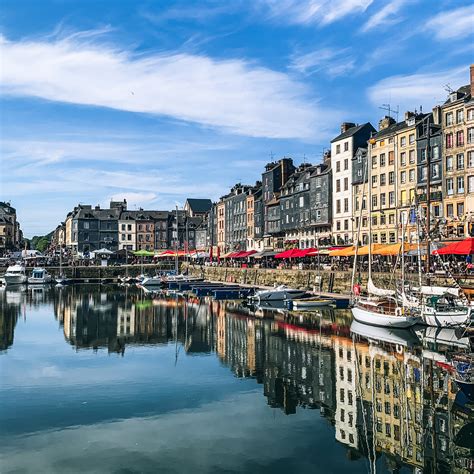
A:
[309, 156, 332, 246]
[262, 158, 296, 250]
[224, 183, 252, 252]
[216, 200, 226, 253]
[0, 201, 22, 253]
[440, 66, 474, 239]
[135, 211, 155, 252]
[331, 122, 375, 245]
[246, 183, 263, 251]
[184, 198, 212, 218]
[118, 211, 137, 251]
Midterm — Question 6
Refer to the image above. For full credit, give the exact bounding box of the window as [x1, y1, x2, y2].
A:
[380, 174, 386, 186]
[400, 152, 406, 166]
[400, 190, 407, 204]
[344, 141, 349, 152]
[372, 175, 378, 187]
[468, 175, 474, 193]
[409, 149, 415, 164]
[409, 133, 415, 144]
[446, 112, 453, 125]
[336, 200, 341, 214]
[469, 151, 474, 168]
[457, 202, 464, 217]
[380, 232, 387, 243]
[372, 155, 377, 168]
[446, 155, 453, 171]
[372, 195, 378, 208]
[388, 150, 394, 164]
[344, 159, 348, 170]
[446, 133, 453, 148]
[344, 177, 348, 191]
[447, 203, 454, 217]
[389, 192, 395, 206]
[336, 220, 341, 230]
[121, 224, 125, 231]
[380, 193, 386, 207]
[400, 136, 406, 147]
[380, 153, 386, 166]
[456, 109, 464, 124]
[389, 171, 395, 185]
[457, 153, 465, 170]
[355, 197, 359, 211]
[372, 215, 377, 226]
[344, 218, 349, 230]
[409, 169, 415, 182]
[336, 144, 341, 154]
[432, 145, 439, 160]
[400, 171, 406, 184]
[457, 176, 465, 193]
[389, 231, 395, 243]
[468, 127, 474, 144]
[456, 130, 464, 146]
[336, 161, 341, 172]
[336, 179, 341, 192]
[344, 198, 349, 213]
[446, 177, 454, 195]
[468, 109, 474, 121]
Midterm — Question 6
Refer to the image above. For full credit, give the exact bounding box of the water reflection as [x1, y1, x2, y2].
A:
[0, 285, 472, 472]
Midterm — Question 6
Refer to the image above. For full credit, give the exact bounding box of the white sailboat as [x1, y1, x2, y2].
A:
[350, 139, 419, 328]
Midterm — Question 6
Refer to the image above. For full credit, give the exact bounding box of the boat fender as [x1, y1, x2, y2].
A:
[395, 307, 402, 317]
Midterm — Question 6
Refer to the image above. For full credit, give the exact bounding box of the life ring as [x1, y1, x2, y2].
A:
[395, 307, 402, 317]
[396, 344, 403, 354]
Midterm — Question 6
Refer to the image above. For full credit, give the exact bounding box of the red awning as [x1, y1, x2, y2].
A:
[235, 250, 257, 258]
[294, 247, 318, 257]
[433, 237, 474, 255]
[275, 248, 303, 258]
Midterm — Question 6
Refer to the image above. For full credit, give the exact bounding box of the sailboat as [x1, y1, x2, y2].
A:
[351, 139, 420, 328]
[55, 247, 72, 285]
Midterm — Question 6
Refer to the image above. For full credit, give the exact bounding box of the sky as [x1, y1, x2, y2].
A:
[0, 0, 473, 237]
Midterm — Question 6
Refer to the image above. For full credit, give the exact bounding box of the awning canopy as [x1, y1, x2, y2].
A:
[234, 250, 257, 258]
[329, 246, 356, 257]
[372, 243, 419, 256]
[133, 250, 155, 257]
[275, 248, 304, 258]
[433, 237, 474, 255]
[92, 248, 114, 255]
[252, 250, 278, 258]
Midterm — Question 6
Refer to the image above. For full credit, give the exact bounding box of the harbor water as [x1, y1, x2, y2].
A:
[0, 285, 472, 473]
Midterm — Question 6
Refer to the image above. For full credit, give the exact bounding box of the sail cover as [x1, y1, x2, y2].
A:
[368, 277, 396, 297]
[418, 286, 459, 297]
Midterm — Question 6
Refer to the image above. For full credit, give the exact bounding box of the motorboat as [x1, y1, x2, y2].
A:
[28, 267, 52, 284]
[351, 297, 420, 328]
[4, 264, 27, 285]
[252, 285, 308, 302]
[140, 275, 164, 287]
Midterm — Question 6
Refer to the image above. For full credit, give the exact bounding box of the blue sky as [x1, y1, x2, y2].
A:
[0, 0, 473, 237]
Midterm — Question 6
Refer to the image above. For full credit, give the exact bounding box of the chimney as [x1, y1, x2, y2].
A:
[404, 111, 414, 121]
[378, 116, 395, 131]
[470, 64, 474, 98]
[432, 106, 441, 125]
[341, 122, 356, 134]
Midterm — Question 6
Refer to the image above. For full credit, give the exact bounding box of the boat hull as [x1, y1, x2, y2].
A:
[421, 310, 471, 327]
[256, 290, 307, 301]
[455, 380, 474, 401]
[28, 277, 52, 284]
[4, 274, 27, 285]
[351, 305, 419, 328]
[292, 298, 335, 309]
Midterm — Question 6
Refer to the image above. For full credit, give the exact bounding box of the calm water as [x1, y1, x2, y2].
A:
[0, 285, 472, 473]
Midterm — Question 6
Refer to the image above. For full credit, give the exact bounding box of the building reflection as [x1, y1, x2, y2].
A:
[2, 284, 472, 471]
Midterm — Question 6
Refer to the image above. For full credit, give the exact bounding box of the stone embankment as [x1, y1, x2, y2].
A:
[186, 265, 474, 295]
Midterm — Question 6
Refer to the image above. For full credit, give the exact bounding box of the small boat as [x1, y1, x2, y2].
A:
[28, 267, 52, 284]
[350, 320, 420, 347]
[289, 297, 336, 309]
[252, 285, 308, 302]
[55, 276, 73, 285]
[4, 264, 27, 285]
[351, 297, 420, 328]
[453, 355, 474, 401]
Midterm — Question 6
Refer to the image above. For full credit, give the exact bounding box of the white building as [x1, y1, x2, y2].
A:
[118, 212, 136, 251]
[331, 122, 375, 245]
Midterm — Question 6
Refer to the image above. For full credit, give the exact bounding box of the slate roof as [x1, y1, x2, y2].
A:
[330, 122, 375, 143]
[185, 198, 212, 214]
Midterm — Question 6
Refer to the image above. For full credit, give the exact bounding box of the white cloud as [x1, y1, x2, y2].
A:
[261, 0, 373, 26]
[368, 66, 469, 112]
[0, 33, 332, 140]
[290, 47, 355, 77]
[426, 4, 474, 41]
[361, 0, 409, 32]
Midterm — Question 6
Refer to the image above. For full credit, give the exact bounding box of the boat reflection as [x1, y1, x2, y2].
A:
[0, 285, 472, 471]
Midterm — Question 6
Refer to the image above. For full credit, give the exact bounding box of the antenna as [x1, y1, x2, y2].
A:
[269, 150, 275, 161]
[443, 84, 453, 94]
[379, 103, 399, 122]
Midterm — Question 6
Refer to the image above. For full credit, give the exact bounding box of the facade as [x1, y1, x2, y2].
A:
[184, 199, 212, 218]
[0, 202, 22, 253]
[440, 70, 474, 239]
[224, 184, 251, 252]
[331, 122, 375, 245]
[309, 157, 332, 246]
[118, 212, 137, 251]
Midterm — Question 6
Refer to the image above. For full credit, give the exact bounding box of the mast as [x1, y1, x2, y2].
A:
[185, 214, 189, 266]
[368, 138, 374, 283]
[175, 205, 179, 274]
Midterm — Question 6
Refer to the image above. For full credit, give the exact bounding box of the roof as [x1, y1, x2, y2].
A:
[330, 122, 374, 143]
[443, 84, 471, 105]
[185, 198, 212, 214]
[373, 113, 427, 139]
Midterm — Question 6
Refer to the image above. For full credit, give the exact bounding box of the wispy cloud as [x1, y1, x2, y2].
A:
[0, 32, 334, 140]
[425, 4, 474, 41]
[368, 66, 468, 111]
[361, 0, 409, 32]
[290, 47, 355, 77]
[260, 0, 373, 26]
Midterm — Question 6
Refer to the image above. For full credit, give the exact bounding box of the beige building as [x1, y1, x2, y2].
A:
[441, 66, 474, 239]
[216, 200, 226, 253]
[0, 201, 22, 253]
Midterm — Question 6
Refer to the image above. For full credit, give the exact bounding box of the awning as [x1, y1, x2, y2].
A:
[275, 248, 303, 258]
[433, 237, 474, 255]
[133, 250, 155, 257]
[372, 243, 419, 256]
[329, 246, 356, 257]
[234, 250, 257, 258]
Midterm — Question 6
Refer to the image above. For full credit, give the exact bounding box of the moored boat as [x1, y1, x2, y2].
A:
[351, 298, 420, 328]
[253, 285, 308, 302]
[28, 267, 52, 284]
[4, 264, 27, 285]
[289, 297, 336, 309]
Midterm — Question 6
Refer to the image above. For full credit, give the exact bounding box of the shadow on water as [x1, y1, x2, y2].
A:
[0, 284, 473, 473]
